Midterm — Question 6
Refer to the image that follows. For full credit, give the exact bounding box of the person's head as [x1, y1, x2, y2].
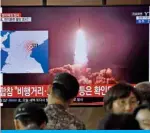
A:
[104, 82, 141, 114]
[48, 72, 79, 107]
[98, 113, 141, 130]
[135, 81, 150, 104]
[14, 103, 48, 130]
[134, 104, 150, 130]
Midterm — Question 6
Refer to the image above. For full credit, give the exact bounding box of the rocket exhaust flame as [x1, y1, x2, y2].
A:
[74, 29, 88, 65]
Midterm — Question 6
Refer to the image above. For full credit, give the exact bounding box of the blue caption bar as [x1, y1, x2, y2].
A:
[136, 19, 150, 24]
[1, 130, 150, 133]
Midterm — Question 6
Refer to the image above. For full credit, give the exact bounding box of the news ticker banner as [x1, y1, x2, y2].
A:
[0, 84, 136, 107]
[1, 130, 149, 133]
[0, 85, 113, 107]
[0, 13, 31, 22]
[0, 85, 111, 98]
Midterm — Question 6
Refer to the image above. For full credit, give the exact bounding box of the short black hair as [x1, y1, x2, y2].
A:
[133, 103, 150, 117]
[98, 113, 141, 130]
[104, 82, 141, 112]
[14, 103, 48, 127]
[52, 73, 79, 101]
[135, 82, 150, 104]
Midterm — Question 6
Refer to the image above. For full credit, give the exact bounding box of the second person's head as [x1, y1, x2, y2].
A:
[104, 82, 141, 114]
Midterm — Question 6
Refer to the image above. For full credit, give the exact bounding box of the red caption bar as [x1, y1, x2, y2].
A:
[0, 84, 135, 98]
[0, 85, 48, 98]
[1, 13, 21, 17]
[0, 84, 114, 98]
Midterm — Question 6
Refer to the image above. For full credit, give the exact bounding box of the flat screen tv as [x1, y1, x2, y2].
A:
[1, 5, 149, 107]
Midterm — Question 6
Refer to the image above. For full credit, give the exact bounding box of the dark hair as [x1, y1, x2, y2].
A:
[135, 82, 150, 104]
[104, 82, 141, 112]
[25, 124, 41, 130]
[51, 73, 79, 101]
[98, 113, 141, 130]
[133, 103, 150, 117]
[52, 83, 78, 101]
[14, 103, 48, 127]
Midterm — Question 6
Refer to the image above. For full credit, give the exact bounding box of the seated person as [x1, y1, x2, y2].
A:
[14, 102, 48, 130]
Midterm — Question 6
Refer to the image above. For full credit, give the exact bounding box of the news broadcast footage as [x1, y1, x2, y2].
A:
[1, 6, 149, 107]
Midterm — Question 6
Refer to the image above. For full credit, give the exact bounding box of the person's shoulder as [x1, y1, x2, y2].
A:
[74, 119, 86, 129]
[68, 112, 86, 129]
[44, 104, 58, 116]
[45, 105, 86, 129]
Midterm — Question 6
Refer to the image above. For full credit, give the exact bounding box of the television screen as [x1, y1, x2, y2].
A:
[1, 6, 149, 107]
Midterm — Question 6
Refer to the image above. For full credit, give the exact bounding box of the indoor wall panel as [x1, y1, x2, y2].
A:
[47, 0, 102, 6]
[1, 0, 42, 6]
